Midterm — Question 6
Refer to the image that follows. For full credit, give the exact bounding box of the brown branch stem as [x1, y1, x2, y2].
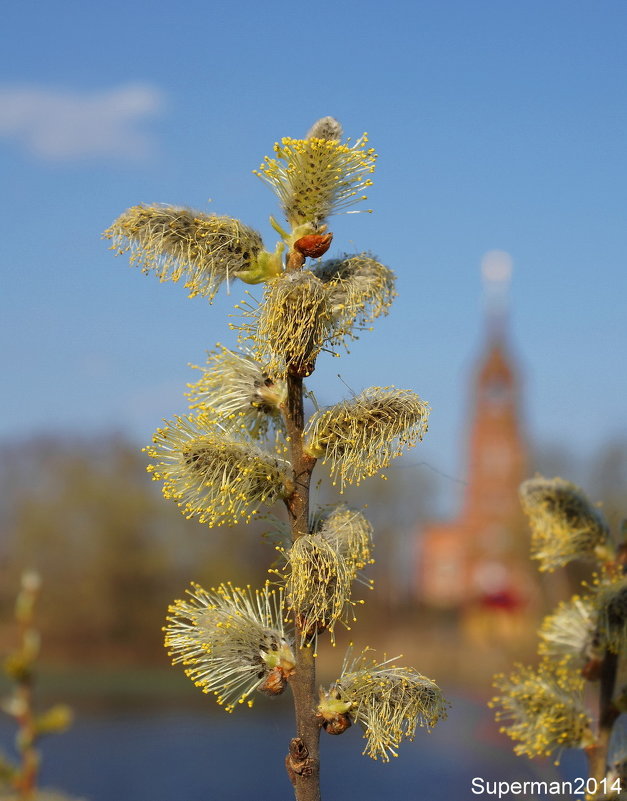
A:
[283, 366, 321, 801]
[587, 650, 619, 785]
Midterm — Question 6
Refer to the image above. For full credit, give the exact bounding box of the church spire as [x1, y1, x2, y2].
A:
[481, 249, 512, 339]
[416, 251, 536, 627]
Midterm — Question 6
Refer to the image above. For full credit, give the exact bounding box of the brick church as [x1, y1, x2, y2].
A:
[416, 254, 541, 643]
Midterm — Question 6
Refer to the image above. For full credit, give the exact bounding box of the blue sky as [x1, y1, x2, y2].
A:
[1, 0, 626, 495]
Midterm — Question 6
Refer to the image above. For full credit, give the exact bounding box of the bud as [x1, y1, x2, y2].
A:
[316, 687, 352, 735]
[293, 233, 333, 259]
[306, 117, 343, 141]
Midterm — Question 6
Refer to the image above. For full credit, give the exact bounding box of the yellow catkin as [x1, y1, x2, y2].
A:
[519, 476, 609, 571]
[272, 507, 373, 646]
[283, 535, 355, 646]
[146, 415, 291, 527]
[537, 596, 597, 667]
[103, 204, 265, 300]
[304, 387, 430, 490]
[187, 345, 286, 439]
[255, 132, 376, 228]
[253, 271, 332, 377]
[314, 254, 397, 345]
[319, 649, 449, 761]
[315, 505, 374, 577]
[165, 582, 295, 712]
[490, 660, 593, 761]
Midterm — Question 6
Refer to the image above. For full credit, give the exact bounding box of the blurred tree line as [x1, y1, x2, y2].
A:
[0, 432, 624, 666]
[0, 433, 439, 666]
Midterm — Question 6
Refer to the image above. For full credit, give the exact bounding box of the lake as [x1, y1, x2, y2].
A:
[1, 694, 586, 801]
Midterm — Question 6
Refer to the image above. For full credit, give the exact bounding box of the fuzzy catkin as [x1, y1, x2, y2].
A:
[314, 254, 396, 344]
[305, 387, 430, 489]
[254, 271, 332, 377]
[306, 116, 343, 141]
[519, 476, 609, 571]
[187, 346, 286, 439]
[272, 506, 374, 643]
[314, 505, 374, 577]
[319, 651, 449, 761]
[255, 133, 376, 228]
[490, 661, 593, 761]
[104, 205, 264, 300]
[284, 534, 356, 646]
[165, 583, 295, 712]
[147, 415, 291, 527]
[537, 596, 598, 667]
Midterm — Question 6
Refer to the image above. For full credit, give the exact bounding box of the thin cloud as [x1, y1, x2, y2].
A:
[0, 83, 164, 161]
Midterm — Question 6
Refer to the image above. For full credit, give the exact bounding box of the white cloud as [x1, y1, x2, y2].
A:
[0, 83, 164, 161]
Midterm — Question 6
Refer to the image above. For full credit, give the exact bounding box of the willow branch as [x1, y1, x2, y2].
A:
[588, 650, 619, 785]
[282, 260, 321, 801]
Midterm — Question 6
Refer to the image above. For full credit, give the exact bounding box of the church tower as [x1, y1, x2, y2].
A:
[417, 253, 539, 639]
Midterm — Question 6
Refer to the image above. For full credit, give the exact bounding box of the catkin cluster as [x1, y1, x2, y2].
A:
[493, 473, 627, 781]
[105, 117, 446, 787]
[248, 255, 397, 377]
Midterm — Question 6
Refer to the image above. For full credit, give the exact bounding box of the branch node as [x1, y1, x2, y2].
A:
[285, 737, 316, 784]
